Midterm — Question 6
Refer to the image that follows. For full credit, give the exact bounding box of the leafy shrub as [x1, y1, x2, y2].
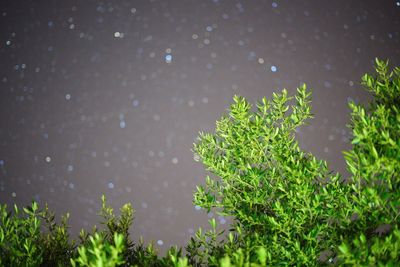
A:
[70, 232, 125, 267]
[336, 58, 400, 266]
[40, 204, 76, 266]
[0, 58, 398, 266]
[0, 202, 44, 266]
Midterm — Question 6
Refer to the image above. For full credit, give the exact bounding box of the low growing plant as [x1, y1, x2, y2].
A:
[70, 232, 125, 267]
[0, 58, 398, 266]
[0, 202, 43, 266]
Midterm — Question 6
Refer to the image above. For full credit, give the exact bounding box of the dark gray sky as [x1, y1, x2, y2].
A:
[1, 0, 399, 252]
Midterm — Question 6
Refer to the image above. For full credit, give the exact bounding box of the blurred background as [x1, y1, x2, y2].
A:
[0, 0, 399, 253]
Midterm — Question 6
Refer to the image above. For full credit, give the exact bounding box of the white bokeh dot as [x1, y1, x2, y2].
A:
[67, 165, 74, 172]
[165, 54, 173, 63]
[119, 120, 126, 129]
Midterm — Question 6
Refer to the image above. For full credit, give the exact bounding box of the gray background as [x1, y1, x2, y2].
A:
[1, 0, 399, 253]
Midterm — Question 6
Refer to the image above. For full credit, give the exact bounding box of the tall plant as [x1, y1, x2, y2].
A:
[337, 59, 400, 265]
[189, 58, 400, 266]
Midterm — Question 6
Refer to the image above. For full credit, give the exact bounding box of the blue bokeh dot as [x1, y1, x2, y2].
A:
[165, 54, 172, 62]
[120, 120, 126, 129]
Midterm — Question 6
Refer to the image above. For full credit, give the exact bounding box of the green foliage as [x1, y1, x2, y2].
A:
[0, 58, 398, 266]
[191, 84, 345, 265]
[0, 202, 43, 266]
[338, 226, 400, 266]
[40, 203, 76, 266]
[190, 58, 400, 266]
[70, 232, 125, 267]
[74, 195, 190, 267]
[0, 200, 80, 267]
[336, 58, 400, 265]
[0, 196, 189, 267]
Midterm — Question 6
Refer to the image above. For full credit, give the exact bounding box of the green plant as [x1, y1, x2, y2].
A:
[191, 84, 343, 265]
[0, 200, 78, 267]
[336, 58, 400, 265]
[70, 232, 125, 267]
[39, 204, 76, 266]
[0, 202, 44, 266]
[0, 58, 398, 266]
[190, 58, 400, 266]
[74, 195, 189, 267]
